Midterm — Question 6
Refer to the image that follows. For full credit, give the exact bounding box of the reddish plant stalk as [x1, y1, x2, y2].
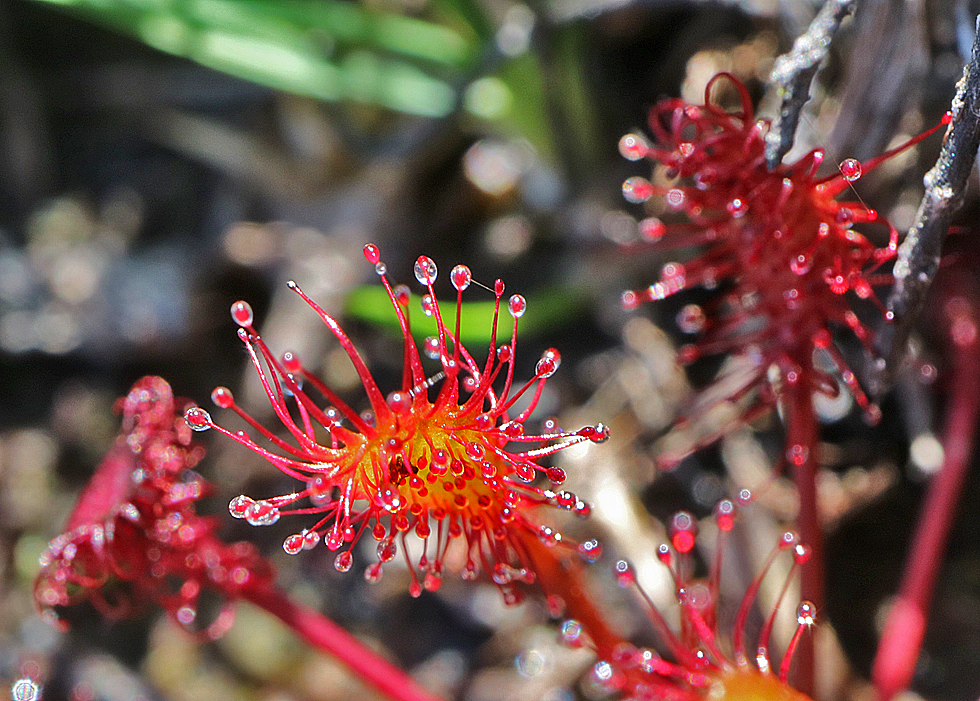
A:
[872, 277, 980, 701]
[784, 376, 821, 696]
[244, 584, 444, 701]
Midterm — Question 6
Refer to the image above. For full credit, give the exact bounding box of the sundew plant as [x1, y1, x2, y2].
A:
[4, 2, 980, 701]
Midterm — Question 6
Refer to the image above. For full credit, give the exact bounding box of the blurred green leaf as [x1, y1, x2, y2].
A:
[345, 285, 584, 345]
[31, 0, 476, 117]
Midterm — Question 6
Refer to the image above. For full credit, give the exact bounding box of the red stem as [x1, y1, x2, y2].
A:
[244, 584, 445, 701]
[785, 376, 820, 696]
[872, 284, 980, 701]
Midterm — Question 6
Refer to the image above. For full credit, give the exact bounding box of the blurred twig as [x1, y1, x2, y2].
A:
[872, 17, 980, 393]
[764, 0, 856, 168]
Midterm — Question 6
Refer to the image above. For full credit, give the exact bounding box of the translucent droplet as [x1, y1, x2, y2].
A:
[670, 511, 697, 553]
[797, 601, 816, 625]
[184, 407, 212, 431]
[11, 679, 40, 701]
[365, 562, 383, 583]
[176, 605, 196, 625]
[414, 255, 438, 285]
[245, 500, 280, 526]
[421, 294, 436, 317]
[560, 619, 584, 646]
[578, 538, 603, 563]
[363, 243, 381, 264]
[786, 443, 809, 466]
[665, 188, 686, 209]
[508, 294, 527, 318]
[790, 254, 811, 275]
[622, 176, 654, 203]
[230, 300, 253, 327]
[536, 348, 561, 378]
[376, 487, 402, 512]
[423, 336, 440, 359]
[451, 264, 472, 291]
[375, 262, 387, 276]
[386, 391, 411, 413]
[546, 466, 566, 484]
[675, 304, 705, 333]
[334, 551, 353, 572]
[377, 538, 397, 562]
[714, 499, 736, 532]
[618, 133, 648, 161]
[211, 386, 234, 408]
[283, 534, 305, 555]
[839, 158, 862, 181]
[638, 217, 666, 241]
[726, 198, 748, 217]
[229, 495, 254, 518]
[466, 441, 486, 459]
[538, 525, 559, 546]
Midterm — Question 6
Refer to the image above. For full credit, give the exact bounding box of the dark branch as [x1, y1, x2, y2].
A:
[765, 0, 857, 169]
[871, 16, 980, 393]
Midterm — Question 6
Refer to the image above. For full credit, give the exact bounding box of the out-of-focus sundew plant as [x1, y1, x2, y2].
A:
[4, 0, 980, 701]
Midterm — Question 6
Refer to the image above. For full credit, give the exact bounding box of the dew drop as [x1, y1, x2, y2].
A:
[560, 619, 584, 646]
[282, 351, 302, 374]
[283, 534, 305, 555]
[670, 511, 697, 553]
[790, 254, 811, 275]
[363, 243, 381, 264]
[714, 499, 736, 532]
[579, 423, 610, 442]
[536, 348, 561, 378]
[245, 500, 281, 526]
[726, 198, 748, 217]
[621, 290, 640, 310]
[424, 572, 442, 591]
[335, 551, 354, 572]
[11, 680, 39, 701]
[375, 262, 387, 276]
[365, 562, 384, 583]
[184, 407, 213, 431]
[211, 387, 234, 408]
[675, 304, 705, 333]
[660, 261, 686, 288]
[466, 441, 486, 460]
[786, 443, 809, 466]
[423, 336, 440, 359]
[414, 255, 438, 285]
[176, 606, 196, 626]
[546, 466, 566, 484]
[377, 538, 397, 562]
[451, 265, 472, 291]
[665, 188, 686, 209]
[797, 601, 816, 625]
[231, 301, 254, 327]
[622, 176, 654, 203]
[618, 133, 649, 161]
[839, 158, 862, 181]
[421, 294, 436, 317]
[538, 525, 560, 546]
[303, 531, 321, 549]
[377, 487, 402, 512]
[794, 543, 812, 565]
[578, 538, 603, 563]
[614, 559, 635, 587]
[638, 217, 666, 241]
[508, 294, 527, 318]
[386, 391, 411, 413]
